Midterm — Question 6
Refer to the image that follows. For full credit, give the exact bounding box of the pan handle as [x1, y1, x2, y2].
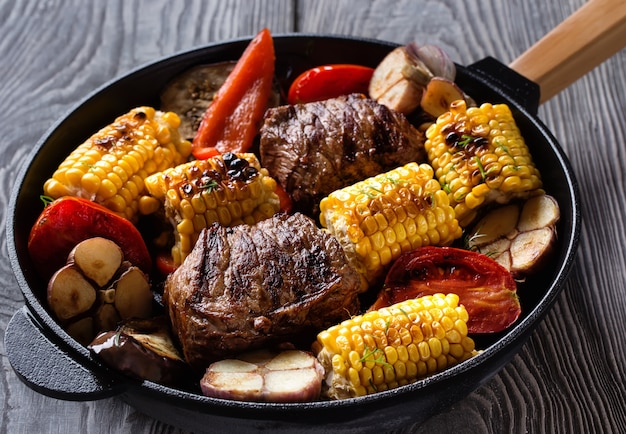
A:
[5, 306, 127, 401]
[509, 0, 626, 103]
[466, 56, 541, 115]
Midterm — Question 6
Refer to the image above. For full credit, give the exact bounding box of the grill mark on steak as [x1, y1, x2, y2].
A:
[164, 213, 362, 370]
[260, 93, 426, 216]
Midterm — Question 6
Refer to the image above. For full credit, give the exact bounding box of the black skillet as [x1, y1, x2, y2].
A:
[9, 2, 623, 429]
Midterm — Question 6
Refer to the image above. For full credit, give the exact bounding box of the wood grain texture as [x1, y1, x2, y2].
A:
[510, 0, 626, 102]
[1, 0, 625, 433]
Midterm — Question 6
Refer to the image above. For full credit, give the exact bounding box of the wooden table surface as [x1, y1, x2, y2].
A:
[1, 1, 625, 432]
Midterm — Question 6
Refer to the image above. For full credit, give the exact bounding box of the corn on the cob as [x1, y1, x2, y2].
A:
[144, 152, 280, 266]
[425, 100, 543, 227]
[313, 293, 477, 399]
[319, 162, 462, 291]
[43, 107, 192, 222]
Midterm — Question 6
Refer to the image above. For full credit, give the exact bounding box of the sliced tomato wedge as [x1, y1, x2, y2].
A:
[371, 246, 521, 334]
[192, 28, 275, 158]
[28, 197, 152, 281]
[287, 64, 374, 105]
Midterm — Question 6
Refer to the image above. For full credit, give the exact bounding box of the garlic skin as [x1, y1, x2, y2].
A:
[369, 42, 459, 115]
[406, 42, 456, 81]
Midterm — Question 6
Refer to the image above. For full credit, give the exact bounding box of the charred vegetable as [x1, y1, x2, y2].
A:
[313, 293, 476, 399]
[28, 196, 152, 281]
[160, 62, 236, 141]
[372, 246, 520, 333]
[144, 152, 280, 266]
[89, 317, 188, 385]
[420, 77, 466, 118]
[287, 64, 374, 104]
[200, 349, 324, 402]
[192, 28, 275, 158]
[465, 194, 560, 278]
[68, 236, 124, 287]
[425, 100, 544, 227]
[319, 162, 462, 290]
[42, 107, 191, 222]
[368, 42, 457, 115]
[46, 237, 153, 344]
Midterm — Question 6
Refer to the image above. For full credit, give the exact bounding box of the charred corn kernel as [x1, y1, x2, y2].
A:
[144, 153, 280, 265]
[425, 100, 543, 227]
[43, 107, 191, 222]
[320, 163, 462, 291]
[315, 293, 477, 399]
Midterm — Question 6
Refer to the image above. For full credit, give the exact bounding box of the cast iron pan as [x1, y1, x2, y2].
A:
[11, 8, 621, 429]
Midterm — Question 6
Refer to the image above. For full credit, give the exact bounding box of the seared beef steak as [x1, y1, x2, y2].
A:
[164, 213, 361, 370]
[259, 93, 426, 214]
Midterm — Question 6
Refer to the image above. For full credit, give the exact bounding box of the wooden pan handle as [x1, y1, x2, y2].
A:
[509, 0, 626, 103]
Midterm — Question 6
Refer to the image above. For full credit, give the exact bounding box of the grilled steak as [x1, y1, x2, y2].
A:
[259, 93, 426, 215]
[164, 213, 362, 370]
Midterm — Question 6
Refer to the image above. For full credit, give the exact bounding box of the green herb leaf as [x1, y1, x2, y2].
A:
[39, 195, 54, 207]
[199, 179, 219, 192]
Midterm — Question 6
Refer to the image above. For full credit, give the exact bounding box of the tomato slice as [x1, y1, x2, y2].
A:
[287, 64, 375, 105]
[371, 246, 520, 334]
[28, 197, 152, 281]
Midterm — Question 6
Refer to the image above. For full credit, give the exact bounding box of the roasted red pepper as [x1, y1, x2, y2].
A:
[287, 64, 375, 105]
[155, 252, 178, 277]
[274, 183, 293, 214]
[28, 197, 152, 281]
[371, 246, 521, 334]
[192, 28, 275, 158]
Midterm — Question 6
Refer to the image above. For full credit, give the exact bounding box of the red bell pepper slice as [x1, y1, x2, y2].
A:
[287, 64, 374, 105]
[372, 246, 521, 334]
[155, 251, 178, 277]
[192, 28, 275, 158]
[273, 183, 293, 214]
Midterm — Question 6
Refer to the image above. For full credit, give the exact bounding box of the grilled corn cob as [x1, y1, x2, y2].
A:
[425, 100, 543, 227]
[43, 107, 192, 222]
[144, 152, 280, 265]
[319, 162, 462, 291]
[313, 293, 477, 399]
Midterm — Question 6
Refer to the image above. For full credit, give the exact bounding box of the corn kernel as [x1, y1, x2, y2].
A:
[426, 358, 437, 375]
[177, 218, 194, 235]
[81, 172, 101, 194]
[384, 346, 398, 365]
[138, 196, 161, 215]
[336, 335, 351, 354]
[107, 194, 128, 213]
[348, 368, 361, 387]
[179, 234, 192, 258]
[396, 344, 409, 362]
[449, 343, 465, 359]
[332, 354, 346, 376]
[359, 367, 373, 388]
[428, 337, 443, 358]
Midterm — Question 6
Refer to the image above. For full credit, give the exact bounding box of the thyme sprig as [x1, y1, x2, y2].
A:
[199, 179, 219, 192]
[39, 195, 54, 207]
[359, 346, 391, 367]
